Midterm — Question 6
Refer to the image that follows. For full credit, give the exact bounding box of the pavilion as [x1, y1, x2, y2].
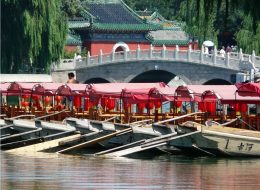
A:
[65, 0, 198, 56]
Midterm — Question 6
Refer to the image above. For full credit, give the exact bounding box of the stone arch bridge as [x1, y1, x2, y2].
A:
[51, 46, 260, 85]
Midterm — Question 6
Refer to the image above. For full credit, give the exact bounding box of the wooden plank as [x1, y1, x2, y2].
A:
[5, 134, 81, 153]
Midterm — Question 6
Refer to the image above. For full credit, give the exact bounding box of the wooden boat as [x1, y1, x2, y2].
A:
[172, 121, 260, 157]
[62, 117, 134, 149]
[0, 118, 76, 146]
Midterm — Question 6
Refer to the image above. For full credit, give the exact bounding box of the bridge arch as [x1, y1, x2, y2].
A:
[75, 59, 237, 85]
[129, 70, 189, 85]
[112, 42, 129, 52]
[84, 78, 110, 84]
[203, 78, 232, 85]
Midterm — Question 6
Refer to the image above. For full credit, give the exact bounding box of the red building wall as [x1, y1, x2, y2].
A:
[85, 41, 198, 56]
[65, 45, 78, 53]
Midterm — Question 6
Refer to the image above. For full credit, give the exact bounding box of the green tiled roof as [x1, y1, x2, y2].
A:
[68, 21, 90, 29]
[146, 32, 189, 45]
[151, 40, 190, 45]
[143, 11, 184, 30]
[66, 33, 82, 45]
[91, 23, 162, 32]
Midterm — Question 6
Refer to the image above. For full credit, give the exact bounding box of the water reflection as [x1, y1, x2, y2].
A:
[1, 151, 260, 190]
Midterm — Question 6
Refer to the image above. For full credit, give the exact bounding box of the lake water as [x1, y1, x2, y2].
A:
[1, 151, 260, 190]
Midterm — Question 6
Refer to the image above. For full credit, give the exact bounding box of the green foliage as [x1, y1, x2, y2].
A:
[1, 0, 68, 73]
[235, 15, 260, 54]
[61, 0, 84, 17]
[125, 0, 259, 54]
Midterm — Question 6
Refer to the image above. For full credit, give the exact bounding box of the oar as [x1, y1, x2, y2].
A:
[154, 112, 205, 125]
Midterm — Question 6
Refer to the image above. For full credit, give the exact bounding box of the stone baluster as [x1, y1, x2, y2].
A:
[162, 45, 166, 59]
[187, 44, 191, 61]
[175, 45, 179, 59]
[252, 50, 256, 64]
[124, 48, 127, 61]
[225, 52, 230, 67]
[112, 50, 115, 62]
[200, 46, 204, 63]
[213, 45, 217, 64]
[86, 51, 90, 65]
[149, 44, 153, 59]
[136, 44, 140, 59]
[239, 48, 244, 61]
[99, 49, 103, 64]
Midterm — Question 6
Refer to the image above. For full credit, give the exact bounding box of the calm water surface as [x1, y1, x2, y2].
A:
[1, 151, 260, 190]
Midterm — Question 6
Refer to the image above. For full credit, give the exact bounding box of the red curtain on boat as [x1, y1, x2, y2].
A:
[44, 96, 51, 106]
[55, 96, 62, 103]
[74, 96, 81, 108]
[205, 102, 216, 115]
[106, 98, 115, 110]
[154, 101, 161, 109]
[231, 103, 248, 113]
[174, 101, 182, 108]
[101, 97, 107, 108]
[84, 98, 92, 111]
[146, 102, 154, 109]
[198, 102, 205, 111]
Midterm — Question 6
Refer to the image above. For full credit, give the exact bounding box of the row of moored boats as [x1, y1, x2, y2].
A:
[1, 82, 260, 157]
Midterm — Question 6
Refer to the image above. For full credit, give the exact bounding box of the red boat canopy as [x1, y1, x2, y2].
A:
[88, 82, 166, 98]
[175, 85, 260, 104]
[6, 82, 39, 95]
[236, 82, 260, 97]
[0, 83, 10, 94]
[149, 86, 176, 101]
[55, 83, 88, 96]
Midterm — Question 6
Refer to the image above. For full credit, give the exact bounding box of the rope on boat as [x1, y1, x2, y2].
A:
[205, 118, 238, 126]
[222, 118, 238, 126]
[236, 117, 257, 131]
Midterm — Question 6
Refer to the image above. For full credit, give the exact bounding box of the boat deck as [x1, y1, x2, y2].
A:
[181, 121, 260, 138]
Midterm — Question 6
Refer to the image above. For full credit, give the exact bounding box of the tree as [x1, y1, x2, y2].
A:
[1, 0, 68, 73]
[61, 0, 84, 17]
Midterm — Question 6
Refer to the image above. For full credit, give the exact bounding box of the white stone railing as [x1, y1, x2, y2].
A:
[53, 45, 260, 72]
